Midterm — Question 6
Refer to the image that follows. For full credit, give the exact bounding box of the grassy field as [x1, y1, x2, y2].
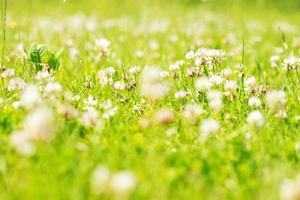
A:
[0, 0, 300, 199]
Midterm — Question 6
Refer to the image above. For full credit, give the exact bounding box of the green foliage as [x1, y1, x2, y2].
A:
[29, 44, 60, 71]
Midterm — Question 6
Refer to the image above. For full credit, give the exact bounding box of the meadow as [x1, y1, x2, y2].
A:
[0, 0, 300, 199]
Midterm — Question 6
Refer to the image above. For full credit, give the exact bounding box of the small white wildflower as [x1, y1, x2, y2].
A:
[221, 68, 233, 78]
[81, 108, 99, 127]
[195, 77, 212, 91]
[84, 96, 98, 108]
[44, 82, 62, 97]
[90, 166, 111, 195]
[199, 119, 220, 141]
[95, 38, 110, 55]
[7, 77, 26, 91]
[149, 40, 159, 50]
[110, 171, 137, 194]
[21, 85, 42, 109]
[248, 97, 261, 107]
[103, 107, 117, 119]
[154, 109, 174, 125]
[165, 127, 178, 137]
[185, 50, 195, 60]
[207, 90, 223, 112]
[1, 68, 15, 79]
[247, 110, 264, 128]
[174, 90, 188, 99]
[113, 81, 126, 90]
[105, 67, 116, 75]
[244, 76, 256, 89]
[169, 60, 184, 71]
[140, 67, 170, 100]
[10, 131, 35, 156]
[35, 70, 52, 81]
[129, 66, 140, 75]
[224, 80, 238, 91]
[160, 71, 170, 78]
[270, 55, 280, 68]
[266, 90, 286, 112]
[283, 56, 300, 71]
[182, 103, 204, 124]
[12, 101, 22, 109]
[23, 107, 55, 141]
[209, 75, 223, 86]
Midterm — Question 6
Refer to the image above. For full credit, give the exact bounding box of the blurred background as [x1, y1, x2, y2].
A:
[6, 0, 300, 18]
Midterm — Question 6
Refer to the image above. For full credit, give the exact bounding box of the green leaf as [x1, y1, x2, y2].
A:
[29, 44, 60, 71]
[29, 44, 46, 71]
[45, 52, 60, 71]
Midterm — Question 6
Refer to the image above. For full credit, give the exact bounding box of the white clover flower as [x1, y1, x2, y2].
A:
[221, 68, 233, 78]
[182, 103, 204, 124]
[141, 67, 161, 83]
[129, 66, 140, 75]
[84, 96, 98, 108]
[97, 69, 112, 85]
[169, 60, 185, 71]
[209, 75, 223, 86]
[23, 107, 55, 141]
[103, 107, 117, 119]
[21, 85, 42, 109]
[185, 50, 195, 60]
[95, 38, 110, 55]
[81, 108, 99, 127]
[244, 76, 256, 89]
[193, 57, 203, 67]
[270, 55, 280, 68]
[10, 131, 35, 156]
[280, 174, 300, 200]
[113, 81, 126, 90]
[97, 70, 109, 86]
[199, 119, 220, 141]
[195, 77, 212, 91]
[207, 90, 223, 112]
[247, 110, 264, 128]
[266, 90, 286, 112]
[44, 82, 63, 97]
[90, 166, 111, 195]
[224, 80, 238, 91]
[160, 71, 170, 78]
[101, 99, 113, 110]
[58, 104, 79, 119]
[7, 77, 26, 91]
[135, 50, 144, 58]
[149, 40, 159, 50]
[12, 101, 22, 109]
[248, 97, 261, 107]
[1, 68, 15, 79]
[69, 47, 79, 60]
[174, 90, 189, 99]
[155, 109, 174, 125]
[275, 110, 288, 119]
[105, 67, 116, 75]
[140, 67, 170, 101]
[283, 56, 300, 71]
[35, 70, 52, 81]
[110, 171, 137, 194]
[165, 127, 178, 137]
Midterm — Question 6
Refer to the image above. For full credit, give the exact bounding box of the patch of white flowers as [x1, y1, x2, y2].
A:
[90, 165, 137, 196]
[140, 67, 170, 101]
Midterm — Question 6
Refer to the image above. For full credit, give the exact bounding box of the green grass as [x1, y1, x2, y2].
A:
[0, 0, 299, 199]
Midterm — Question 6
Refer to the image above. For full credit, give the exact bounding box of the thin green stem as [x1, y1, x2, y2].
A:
[1, 0, 7, 69]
